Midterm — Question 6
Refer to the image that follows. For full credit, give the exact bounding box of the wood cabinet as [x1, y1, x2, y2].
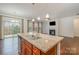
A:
[20, 38, 32, 55]
[40, 45, 57, 55]
[33, 46, 40, 55]
[19, 36, 57, 55]
[21, 42, 26, 54]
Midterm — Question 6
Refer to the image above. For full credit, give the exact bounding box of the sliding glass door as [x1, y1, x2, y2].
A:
[3, 17, 22, 38]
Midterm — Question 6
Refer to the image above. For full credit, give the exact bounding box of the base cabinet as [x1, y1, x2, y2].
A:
[20, 39, 32, 55]
[33, 46, 40, 55]
[19, 37, 57, 55]
[21, 42, 25, 54]
[40, 46, 57, 55]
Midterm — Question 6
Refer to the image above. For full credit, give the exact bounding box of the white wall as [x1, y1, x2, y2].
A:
[38, 16, 79, 38]
[59, 16, 74, 37]
[42, 19, 59, 35]
[74, 17, 79, 37]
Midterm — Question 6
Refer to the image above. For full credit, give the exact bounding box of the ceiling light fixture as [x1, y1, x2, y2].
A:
[32, 18, 35, 22]
[31, 13, 53, 22]
[46, 13, 50, 19]
[37, 17, 40, 20]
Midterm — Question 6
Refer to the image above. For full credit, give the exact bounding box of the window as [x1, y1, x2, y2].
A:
[27, 20, 42, 33]
[3, 17, 22, 38]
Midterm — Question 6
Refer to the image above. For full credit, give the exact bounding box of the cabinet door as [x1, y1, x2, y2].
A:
[25, 45, 32, 55]
[21, 42, 26, 55]
[21, 39, 32, 55]
[33, 46, 40, 55]
[21, 43, 32, 55]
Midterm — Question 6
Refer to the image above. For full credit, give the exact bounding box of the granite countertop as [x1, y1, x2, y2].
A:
[18, 33, 64, 53]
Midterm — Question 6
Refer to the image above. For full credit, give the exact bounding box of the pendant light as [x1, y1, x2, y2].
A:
[46, 13, 50, 19]
[37, 17, 40, 21]
[45, 13, 50, 21]
[32, 18, 35, 22]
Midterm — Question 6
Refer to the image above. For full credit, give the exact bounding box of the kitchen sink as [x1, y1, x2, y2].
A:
[26, 34, 42, 40]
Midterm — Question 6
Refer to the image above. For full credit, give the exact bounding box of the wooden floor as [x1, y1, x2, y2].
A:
[0, 36, 79, 55]
[0, 37, 18, 55]
[61, 37, 79, 55]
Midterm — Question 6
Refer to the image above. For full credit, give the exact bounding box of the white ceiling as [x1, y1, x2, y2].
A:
[0, 3, 79, 19]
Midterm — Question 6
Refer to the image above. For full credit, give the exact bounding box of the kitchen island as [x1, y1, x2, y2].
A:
[18, 33, 64, 55]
